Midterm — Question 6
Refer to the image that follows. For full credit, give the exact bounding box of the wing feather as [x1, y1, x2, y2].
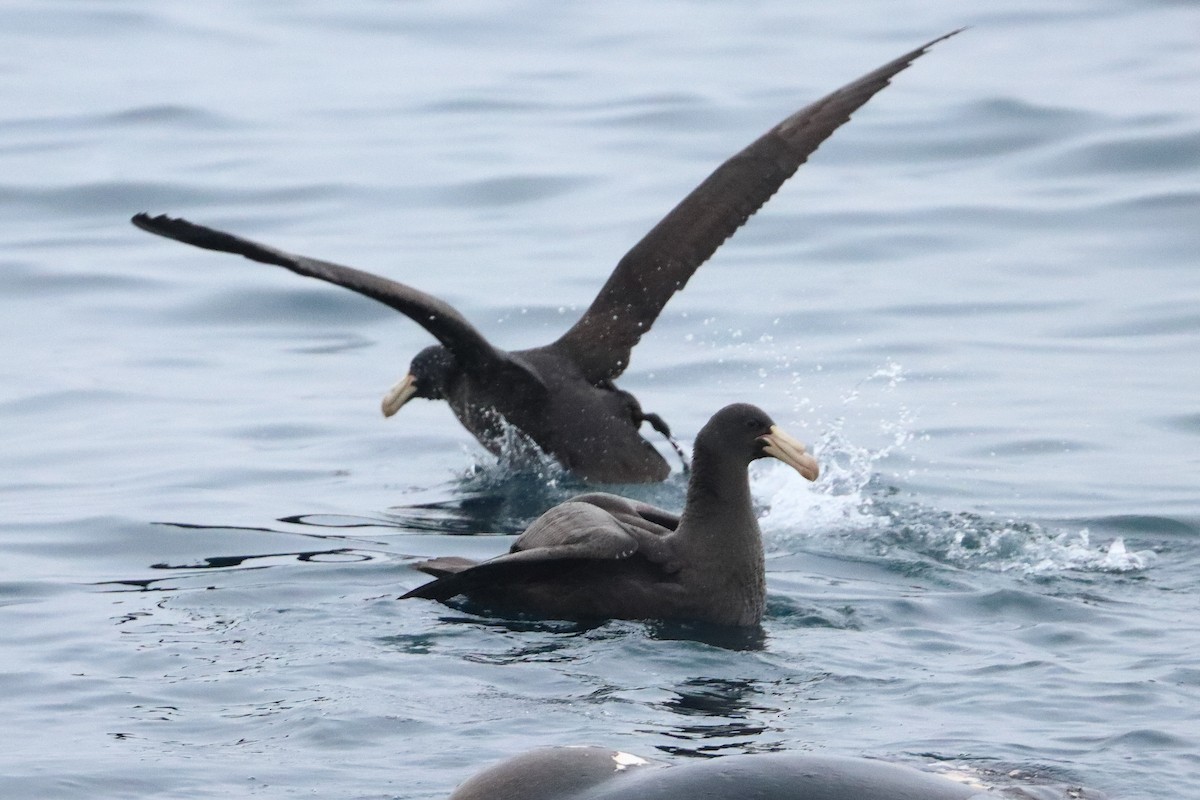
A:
[550, 30, 962, 381]
[132, 213, 502, 370]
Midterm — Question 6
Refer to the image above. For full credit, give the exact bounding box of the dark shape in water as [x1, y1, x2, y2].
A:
[401, 404, 818, 628]
[131, 31, 959, 484]
[447, 747, 986, 800]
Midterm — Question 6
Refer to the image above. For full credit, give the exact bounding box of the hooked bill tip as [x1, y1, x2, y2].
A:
[761, 425, 819, 481]
[381, 374, 418, 417]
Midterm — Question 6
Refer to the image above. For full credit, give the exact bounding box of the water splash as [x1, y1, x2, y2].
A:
[753, 362, 1150, 576]
[455, 416, 688, 504]
[456, 420, 575, 494]
[755, 454, 1150, 575]
[753, 427, 883, 535]
[756, 367, 917, 537]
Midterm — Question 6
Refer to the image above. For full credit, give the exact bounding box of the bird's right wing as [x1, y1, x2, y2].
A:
[132, 213, 505, 371]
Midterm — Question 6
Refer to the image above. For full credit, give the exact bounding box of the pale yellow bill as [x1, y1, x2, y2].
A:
[381, 373, 418, 418]
[760, 425, 819, 481]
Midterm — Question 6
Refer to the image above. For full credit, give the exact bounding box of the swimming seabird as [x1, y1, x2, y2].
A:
[401, 403, 818, 627]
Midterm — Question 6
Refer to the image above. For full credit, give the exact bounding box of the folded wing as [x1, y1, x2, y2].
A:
[401, 494, 680, 601]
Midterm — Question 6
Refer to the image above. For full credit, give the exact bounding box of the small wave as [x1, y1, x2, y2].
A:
[885, 511, 1151, 576]
[0, 180, 348, 218]
[437, 174, 588, 208]
[102, 104, 236, 129]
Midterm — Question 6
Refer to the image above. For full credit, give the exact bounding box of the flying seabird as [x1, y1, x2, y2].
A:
[132, 31, 958, 483]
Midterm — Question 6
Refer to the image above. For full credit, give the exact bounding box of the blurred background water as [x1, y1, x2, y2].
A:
[2, 1, 1198, 798]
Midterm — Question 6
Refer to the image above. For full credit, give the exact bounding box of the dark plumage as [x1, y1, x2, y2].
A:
[448, 747, 987, 800]
[131, 31, 958, 483]
[402, 403, 819, 627]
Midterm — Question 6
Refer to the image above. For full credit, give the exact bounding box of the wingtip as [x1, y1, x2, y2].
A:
[926, 27, 968, 49]
[130, 212, 233, 251]
[888, 28, 967, 74]
[131, 211, 173, 235]
[905, 28, 967, 66]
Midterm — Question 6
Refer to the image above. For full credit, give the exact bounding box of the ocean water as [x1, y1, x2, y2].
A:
[2, 1, 1198, 798]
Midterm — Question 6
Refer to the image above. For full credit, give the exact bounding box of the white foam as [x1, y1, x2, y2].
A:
[754, 456, 881, 536]
[1012, 529, 1149, 575]
[753, 416, 901, 538]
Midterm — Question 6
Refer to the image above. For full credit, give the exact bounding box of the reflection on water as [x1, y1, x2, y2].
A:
[645, 620, 767, 652]
[653, 677, 782, 758]
[93, 544, 381, 592]
[148, 548, 375, 571]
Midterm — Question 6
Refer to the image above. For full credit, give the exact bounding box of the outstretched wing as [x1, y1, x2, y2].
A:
[549, 30, 962, 382]
[132, 213, 504, 371]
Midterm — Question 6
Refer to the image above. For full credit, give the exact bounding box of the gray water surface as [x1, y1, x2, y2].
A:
[2, 2, 1199, 798]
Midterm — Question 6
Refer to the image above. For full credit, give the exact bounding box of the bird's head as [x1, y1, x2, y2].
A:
[697, 403, 819, 481]
[381, 345, 459, 417]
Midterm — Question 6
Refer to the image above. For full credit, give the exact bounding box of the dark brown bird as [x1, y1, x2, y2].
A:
[402, 403, 819, 627]
[131, 31, 958, 484]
